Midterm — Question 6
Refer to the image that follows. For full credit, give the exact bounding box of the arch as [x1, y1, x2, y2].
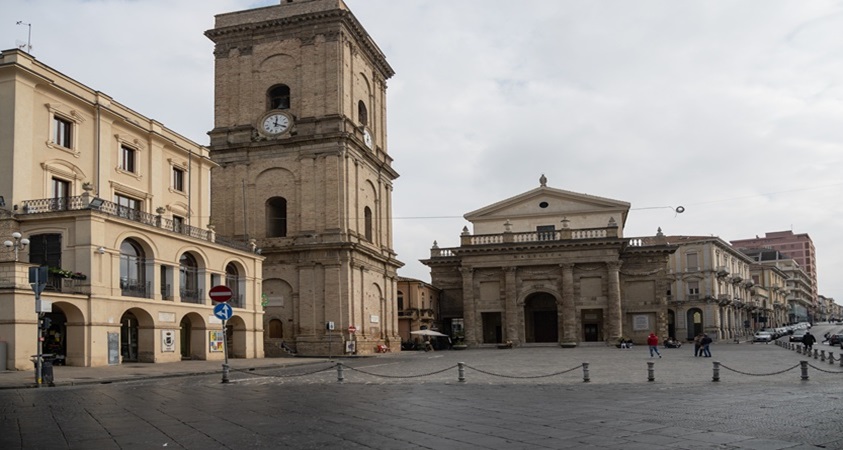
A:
[667, 309, 677, 341]
[179, 251, 203, 303]
[120, 238, 148, 298]
[179, 312, 206, 360]
[524, 292, 559, 343]
[120, 308, 155, 363]
[263, 278, 292, 307]
[266, 197, 287, 237]
[226, 315, 248, 358]
[267, 83, 291, 110]
[45, 301, 85, 366]
[687, 308, 704, 340]
[225, 262, 244, 308]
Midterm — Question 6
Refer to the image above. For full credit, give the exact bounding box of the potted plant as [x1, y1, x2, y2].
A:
[451, 335, 467, 350]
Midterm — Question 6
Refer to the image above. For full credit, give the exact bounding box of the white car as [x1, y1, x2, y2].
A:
[753, 331, 773, 343]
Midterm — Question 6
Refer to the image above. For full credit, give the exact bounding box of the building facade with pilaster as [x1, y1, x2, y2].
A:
[422, 176, 675, 347]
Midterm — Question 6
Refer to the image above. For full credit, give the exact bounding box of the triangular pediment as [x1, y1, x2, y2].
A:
[464, 183, 630, 235]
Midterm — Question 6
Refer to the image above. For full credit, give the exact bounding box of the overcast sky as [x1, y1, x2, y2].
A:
[3, 0, 842, 303]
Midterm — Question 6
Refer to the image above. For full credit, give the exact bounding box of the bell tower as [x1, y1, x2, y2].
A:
[206, 0, 401, 356]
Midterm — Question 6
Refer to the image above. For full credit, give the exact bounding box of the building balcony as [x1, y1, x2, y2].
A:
[19, 195, 254, 253]
[180, 287, 205, 304]
[121, 279, 152, 299]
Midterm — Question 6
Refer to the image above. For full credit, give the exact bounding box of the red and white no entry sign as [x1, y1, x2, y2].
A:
[348, 325, 357, 333]
[209, 285, 233, 302]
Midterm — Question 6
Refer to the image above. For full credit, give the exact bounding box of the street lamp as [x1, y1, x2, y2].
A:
[4, 232, 30, 261]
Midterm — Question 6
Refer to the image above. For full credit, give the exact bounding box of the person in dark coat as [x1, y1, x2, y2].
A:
[701, 334, 713, 357]
[802, 332, 816, 353]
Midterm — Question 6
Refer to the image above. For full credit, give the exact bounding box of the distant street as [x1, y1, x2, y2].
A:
[2, 335, 843, 449]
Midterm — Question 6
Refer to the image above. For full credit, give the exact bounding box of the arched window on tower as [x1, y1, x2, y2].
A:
[358, 100, 368, 126]
[268, 84, 291, 110]
[364, 206, 373, 242]
[266, 197, 288, 238]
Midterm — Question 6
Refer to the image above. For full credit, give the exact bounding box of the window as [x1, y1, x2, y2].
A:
[172, 167, 185, 192]
[28, 233, 62, 268]
[358, 100, 368, 126]
[266, 197, 287, 237]
[364, 206, 373, 241]
[226, 263, 242, 307]
[53, 116, 72, 148]
[536, 225, 556, 241]
[120, 239, 147, 298]
[397, 291, 404, 311]
[120, 145, 137, 173]
[52, 177, 70, 210]
[179, 253, 201, 303]
[688, 281, 700, 300]
[114, 194, 141, 220]
[686, 253, 698, 271]
[173, 215, 185, 234]
[268, 84, 290, 110]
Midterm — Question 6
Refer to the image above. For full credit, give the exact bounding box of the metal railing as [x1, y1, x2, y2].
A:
[121, 279, 152, 299]
[20, 195, 254, 253]
[180, 287, 204, 304]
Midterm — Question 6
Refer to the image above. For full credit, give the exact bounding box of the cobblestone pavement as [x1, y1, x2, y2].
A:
[2, 341, 843, 449]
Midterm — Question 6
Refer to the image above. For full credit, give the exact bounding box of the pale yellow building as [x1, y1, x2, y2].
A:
[397, 277, 441, 346]
[0, 49, 264, 370]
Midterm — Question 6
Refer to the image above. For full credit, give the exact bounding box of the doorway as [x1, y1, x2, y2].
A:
[120, 312, 139, 362]
[180, 316, 192, 360]
[687, 308, 703, 340]
[581, 309, 603, 342]
[481, 312, 503, 344]
[524, 292, 559, 343]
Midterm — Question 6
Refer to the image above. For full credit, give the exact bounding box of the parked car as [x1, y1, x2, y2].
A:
[753, 331, 773, 343]
[829, 334, 843, 346]
[790, 329, 808, 342]
[760, 327, 779, 339]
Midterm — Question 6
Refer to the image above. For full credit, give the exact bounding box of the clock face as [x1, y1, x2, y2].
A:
[262, 113, 290, 135]
[363, 129, 373, 149]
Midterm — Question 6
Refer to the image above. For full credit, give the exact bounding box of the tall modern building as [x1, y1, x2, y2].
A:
[731, 231, 817, 311]
[205, 0, 402, 356]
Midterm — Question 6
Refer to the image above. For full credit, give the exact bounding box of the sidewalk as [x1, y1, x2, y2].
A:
[0, 356, 330, 389]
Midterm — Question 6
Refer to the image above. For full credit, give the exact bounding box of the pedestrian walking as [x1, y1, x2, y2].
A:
[802, 331, 816, 353]
[647, 333, 662, 358]
[693, 334, 703, 357]
[701, 334, 712, 357]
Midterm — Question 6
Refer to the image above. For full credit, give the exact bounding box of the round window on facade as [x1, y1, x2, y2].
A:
[539, 201, 549, 208]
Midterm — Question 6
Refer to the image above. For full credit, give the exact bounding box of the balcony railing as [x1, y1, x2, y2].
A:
[180, 287, 204, 304]
[161, 283, 173, 301]
[464, 228, 609, 246]
[20, 195, 254, 253]
[121, 279, 152, 299]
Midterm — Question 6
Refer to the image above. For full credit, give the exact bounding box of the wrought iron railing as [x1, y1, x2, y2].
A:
[180, 287, 204, 304]
[20, 195, 255, 253]
[121, 279, 152, 299]
[161, 283, 173, 301]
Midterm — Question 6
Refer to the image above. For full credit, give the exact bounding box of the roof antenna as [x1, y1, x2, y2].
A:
[16, 21, 32, 53]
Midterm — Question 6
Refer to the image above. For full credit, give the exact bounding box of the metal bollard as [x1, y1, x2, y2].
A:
[796, 345, 802, 354]
[800, 360, 809, 381]
[821, 350, 826, 362]
[458, 362, 465, 383]
[829, 353, 835, 364]
[712, 361, 720, 382]
[840, 353, 843, 367]
[222, 363, 230, 384]
[814, 349, 819, 359]
[647, 361, 654, 382]
[582, 362, 590, 383]
[336, 362, 344, 383]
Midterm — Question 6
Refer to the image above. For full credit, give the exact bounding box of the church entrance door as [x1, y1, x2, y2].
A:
[524, 292, 559, 343]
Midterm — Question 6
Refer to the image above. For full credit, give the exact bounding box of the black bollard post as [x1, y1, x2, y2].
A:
[800, 360, 809, 381]
[647, 361, 654, 382]
[458, 362, 465, 383]
[582, 362, 590, 383]
[712, 361, 720, 382]
[821, 350, 826, 362]
[222, 363, 230, 384]
[337, 362, 344, 383]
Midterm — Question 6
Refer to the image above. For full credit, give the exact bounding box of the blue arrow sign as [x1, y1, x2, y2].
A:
[214, 303, 233, 321]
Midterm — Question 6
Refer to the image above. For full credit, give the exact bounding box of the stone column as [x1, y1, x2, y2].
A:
[460, 267, 477, 345]
[606, 261, 623, 343]
[504, 267, 519, 345]
[560, 263, 577, 347]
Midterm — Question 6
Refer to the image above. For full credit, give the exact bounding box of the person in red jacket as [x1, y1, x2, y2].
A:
[647, 333, 662, 358]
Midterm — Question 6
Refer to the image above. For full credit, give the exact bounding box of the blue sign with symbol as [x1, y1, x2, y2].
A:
[214, 303, 233, 321]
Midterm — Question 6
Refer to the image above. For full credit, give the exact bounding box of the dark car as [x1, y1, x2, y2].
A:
[830, 334, 843, 346]
[790, 330, 808, 342]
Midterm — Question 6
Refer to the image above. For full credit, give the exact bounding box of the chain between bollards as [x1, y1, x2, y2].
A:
[712, 361, 720, 382]
[582, 362, 590, 382]
[458, 362, 465, 382]
[337, 362, 344, 383]
[647, 361, 654, 382]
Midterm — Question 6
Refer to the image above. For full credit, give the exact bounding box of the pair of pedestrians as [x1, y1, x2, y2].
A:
[693, 333, 712, 357]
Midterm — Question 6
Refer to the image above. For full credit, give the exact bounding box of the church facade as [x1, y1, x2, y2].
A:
[422, 177, 675, 347]
[205, 0, 402, 356]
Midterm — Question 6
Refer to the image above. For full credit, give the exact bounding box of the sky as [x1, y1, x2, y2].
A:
[3, 0, 842, 302]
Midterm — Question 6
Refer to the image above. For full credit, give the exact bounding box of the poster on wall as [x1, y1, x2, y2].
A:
[345, 340, 356, 354]
[633, 314, 650, 331]
[161, 330, 176, 352]
[209, 330, 224, 352]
